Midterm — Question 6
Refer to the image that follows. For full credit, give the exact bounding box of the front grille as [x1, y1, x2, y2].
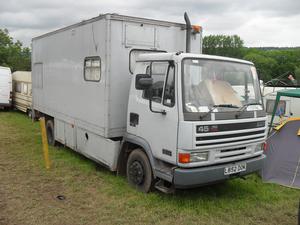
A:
[194, 121, 267, 151]
[214, 146, 252, 162]
[195, 136, 265, 147]
[194, 121, 267, 163]
[196, 121, 265, 133]
[196, 130, 265, 141]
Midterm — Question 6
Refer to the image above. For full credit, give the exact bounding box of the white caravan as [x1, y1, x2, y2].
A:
[32, 13, 267, 192]
[0, 66, 12, 109]
[12, 71, 32, 116]
[261, 85, 300, 125]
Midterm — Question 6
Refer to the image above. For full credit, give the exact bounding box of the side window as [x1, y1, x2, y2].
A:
[163, 66, 175, 107]
[15, 82, 22, 93]
[266, 99, 286, 115]
[28, 84, 32, 96]
[23, 83, 28, 95]
[84, 57, 101, 82]
[143, 62, 168, 103]
[129, 49, 166, 74]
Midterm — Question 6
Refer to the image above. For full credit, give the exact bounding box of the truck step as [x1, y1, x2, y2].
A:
[154, 180, 175, 194]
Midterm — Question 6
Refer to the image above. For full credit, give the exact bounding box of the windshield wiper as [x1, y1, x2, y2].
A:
[200, 104, 239, 120]
[235, 102, 262, 118]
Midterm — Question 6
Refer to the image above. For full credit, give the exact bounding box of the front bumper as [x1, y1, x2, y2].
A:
[0, 102, 11, 108]
[173, 154, 265, 188]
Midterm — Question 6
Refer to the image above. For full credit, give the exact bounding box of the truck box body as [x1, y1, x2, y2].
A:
[32, 14, 201, 138]
[0, 66, 12, 108]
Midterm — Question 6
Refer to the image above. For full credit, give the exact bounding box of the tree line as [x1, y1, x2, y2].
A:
[0, 29, 31, 72]
[203, 35, 300, 82]
[1, 28, 299, 82]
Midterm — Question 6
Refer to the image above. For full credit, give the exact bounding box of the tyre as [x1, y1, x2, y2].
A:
[46, 119, 55, 146]
[126, 148, 153, 193]
[27, 109, 32, 119]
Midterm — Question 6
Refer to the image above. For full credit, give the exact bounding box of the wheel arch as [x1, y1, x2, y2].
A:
[117, 134, 156, 178]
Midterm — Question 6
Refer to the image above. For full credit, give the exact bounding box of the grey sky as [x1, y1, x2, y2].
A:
[1, 0, 300, 47]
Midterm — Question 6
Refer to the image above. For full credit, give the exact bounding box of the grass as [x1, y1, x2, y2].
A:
[0, 111, 299, 225]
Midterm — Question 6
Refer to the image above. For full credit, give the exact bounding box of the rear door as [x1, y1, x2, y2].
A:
[0, 68, 12, 104]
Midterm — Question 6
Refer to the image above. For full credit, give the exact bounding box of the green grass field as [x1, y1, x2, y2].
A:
[0, 111, 299, 225]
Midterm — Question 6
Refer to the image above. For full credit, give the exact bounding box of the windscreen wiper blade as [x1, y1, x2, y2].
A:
[235, 102, 262, 118]
[200, 104, 239, 120]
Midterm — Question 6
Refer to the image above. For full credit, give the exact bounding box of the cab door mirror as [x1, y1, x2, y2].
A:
[135, 74, 153, 90]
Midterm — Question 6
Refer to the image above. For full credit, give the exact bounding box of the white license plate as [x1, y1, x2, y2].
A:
[224, 163, 246, 175]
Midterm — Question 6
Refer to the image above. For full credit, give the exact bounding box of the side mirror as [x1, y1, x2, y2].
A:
[135, 74, 153, 90]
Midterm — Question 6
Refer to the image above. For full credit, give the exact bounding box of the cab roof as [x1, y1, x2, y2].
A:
[137, 52, 254, 65]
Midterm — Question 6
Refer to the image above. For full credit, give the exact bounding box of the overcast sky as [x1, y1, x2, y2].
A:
[1, 0, 300, 47]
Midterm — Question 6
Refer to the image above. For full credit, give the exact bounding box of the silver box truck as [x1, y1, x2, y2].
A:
[32, 13, 267, 192]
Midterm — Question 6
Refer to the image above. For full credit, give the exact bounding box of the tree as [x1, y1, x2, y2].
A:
[0, 29, 31, 71]
[202, 34, 300, 82]
[295, 66, 300, 79]
[244, 48, 300, 81]
[202, 35, 244, 58]
[243, 53, 278, 81]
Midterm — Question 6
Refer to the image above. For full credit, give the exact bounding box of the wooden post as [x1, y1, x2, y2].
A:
[39, 117, 50, 169]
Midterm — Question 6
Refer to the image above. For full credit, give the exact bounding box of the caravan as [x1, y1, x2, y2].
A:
[12, 71, 32, 116]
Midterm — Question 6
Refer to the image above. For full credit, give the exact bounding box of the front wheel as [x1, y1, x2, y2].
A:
[126, 148, 153, 193]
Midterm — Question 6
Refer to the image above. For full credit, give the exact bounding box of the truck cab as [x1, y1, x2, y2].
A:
[125, 52, 267, 192]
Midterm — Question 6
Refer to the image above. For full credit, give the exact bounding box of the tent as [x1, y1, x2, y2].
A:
[263, 89, 300, 188]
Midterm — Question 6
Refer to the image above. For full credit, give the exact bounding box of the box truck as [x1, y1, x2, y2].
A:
[0, 66, 12, 109]
[12, 71, 32, 116]
[32, 13, 267, 192]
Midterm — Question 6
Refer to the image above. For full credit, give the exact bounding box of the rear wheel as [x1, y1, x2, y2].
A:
[46, 119, 55, 146]
[126, 148, 153, 193]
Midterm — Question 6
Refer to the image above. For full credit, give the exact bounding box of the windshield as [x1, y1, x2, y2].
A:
[182, 58, 262, 113]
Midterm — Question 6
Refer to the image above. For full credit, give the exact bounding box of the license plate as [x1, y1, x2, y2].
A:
[224, 163, 246, 175]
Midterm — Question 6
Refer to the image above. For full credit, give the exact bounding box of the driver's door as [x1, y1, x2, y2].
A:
[129, 61, 179, 165]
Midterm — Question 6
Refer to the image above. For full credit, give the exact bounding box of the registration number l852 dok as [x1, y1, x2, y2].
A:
[224, 163, 246, 175]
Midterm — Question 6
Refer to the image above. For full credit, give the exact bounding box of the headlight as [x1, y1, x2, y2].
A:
[255, 143, 265, 152]
[190, 151, 209, 162]
[178, 151, 209, 163]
